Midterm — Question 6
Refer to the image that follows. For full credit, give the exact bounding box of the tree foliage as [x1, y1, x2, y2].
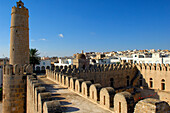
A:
[29, 48, 40, 70]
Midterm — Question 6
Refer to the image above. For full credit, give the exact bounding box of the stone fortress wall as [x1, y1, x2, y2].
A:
[3, 64, 32, 113]
[2, 64, 62, 113]
[135, 63, 170, 106]
[45, 63, 170, 113]
[2, 63, 170, 113]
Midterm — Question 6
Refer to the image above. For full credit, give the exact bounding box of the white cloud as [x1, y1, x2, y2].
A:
[40, 38, 46, 41]
[58, 34, 64, 38]
[31, 40, 35, 42]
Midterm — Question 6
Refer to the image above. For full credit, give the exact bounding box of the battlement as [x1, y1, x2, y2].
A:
[27, 75, 62, 113]
[136, 63, 170, 71]
[46, 69, 170, 112]
[52, 63, 137, 75]
[3, 64, 33, 75]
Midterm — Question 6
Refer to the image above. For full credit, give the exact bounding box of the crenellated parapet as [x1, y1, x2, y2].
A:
[135, 63, 170, 71]
[26, 75, 62, 113]
[3, 64, 33, 75]
[49, 64, 137, 76]
[46, 69, 142, 112]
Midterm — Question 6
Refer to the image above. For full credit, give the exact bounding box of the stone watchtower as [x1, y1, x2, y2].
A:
[10, 0, 29, 65]
[3, 1, 32, 113]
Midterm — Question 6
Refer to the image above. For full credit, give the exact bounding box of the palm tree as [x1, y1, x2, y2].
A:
[29, 48, 40, 71]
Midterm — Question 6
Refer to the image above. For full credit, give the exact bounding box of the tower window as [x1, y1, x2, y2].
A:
[161, 83, 165, 90]
[19, 4, 22, 8]
[16, 30, 17, 32]
[150, 81, 153, 88]
[149, 78, 153, 88]
[161, 79, 165, 90]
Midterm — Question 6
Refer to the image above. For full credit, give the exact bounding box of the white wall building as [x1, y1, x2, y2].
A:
[54, 58, 73, 67]
[90, 57, 120, 65]
[120, 53, 170, 64]
[35, 60, 51, 71]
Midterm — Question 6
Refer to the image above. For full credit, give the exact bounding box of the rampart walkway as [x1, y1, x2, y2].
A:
[38, 76, 111, 113]
[0, 102, 2, 113]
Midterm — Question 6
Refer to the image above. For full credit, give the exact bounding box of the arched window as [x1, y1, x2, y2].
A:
[36, 66, 40, 71]
[161, 79, 165, 90]
[46, 66, 50, 69]
[41, 66, 45, 71]
[110, 78, 114, 87]
[127, 76, 130, 87]
[149, 78, 153, 88]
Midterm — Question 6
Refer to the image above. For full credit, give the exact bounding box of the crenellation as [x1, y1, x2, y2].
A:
[26, 64, 33, 74]
[136, 63, 170, 71]
[43, 100, 62, 113]
[134, 98, 170, 113]
[114, 91, 134, 113]
[89, 84, 102, 102]
[38, 92, 52, 113]
[81, 81, 92, 97]
[6, 64, 13, 75]
[100, 87, 115, 109]
[75, 79, 84, 93]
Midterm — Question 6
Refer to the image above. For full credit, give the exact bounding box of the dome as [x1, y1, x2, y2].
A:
[77, 54, 86, 59]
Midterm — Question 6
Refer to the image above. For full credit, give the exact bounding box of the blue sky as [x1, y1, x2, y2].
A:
[0, 0, 170, 57]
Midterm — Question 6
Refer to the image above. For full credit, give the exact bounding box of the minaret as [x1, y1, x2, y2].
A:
[2, 1, 29, 113]
[10, 0, 29, 65]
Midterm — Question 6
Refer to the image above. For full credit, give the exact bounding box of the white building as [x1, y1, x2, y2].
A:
[90, 57, 120, 65]
[120, 53, 170, 64]
[54, 58, 73, 67]
[35, 60, 51, 71]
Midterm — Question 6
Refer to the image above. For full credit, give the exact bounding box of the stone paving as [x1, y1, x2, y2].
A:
[0, 102, 2, 113]
[38, 77, 112, 113]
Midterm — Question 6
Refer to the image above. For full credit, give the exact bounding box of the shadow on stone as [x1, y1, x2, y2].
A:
[57, 88, 68, 90]
[60, 101, 72, 105]
[61, 107, 80, 112]
[51, 93, 61, 96]
[54, 97, 66, 100]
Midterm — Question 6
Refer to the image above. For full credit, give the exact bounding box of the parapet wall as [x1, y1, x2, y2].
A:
[46, 68, 170, 113]
[136, 63, 170, 71]
[2, 64, 32, 113]
[26, 75, 62, 113]
[136, 63, 170, 91]
[52, 64, 138, 88]
[46, 69, 140, 112]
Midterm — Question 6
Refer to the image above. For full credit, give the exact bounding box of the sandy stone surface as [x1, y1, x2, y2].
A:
[0, 102, 2, 113]
[38, 77, 112, 113]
